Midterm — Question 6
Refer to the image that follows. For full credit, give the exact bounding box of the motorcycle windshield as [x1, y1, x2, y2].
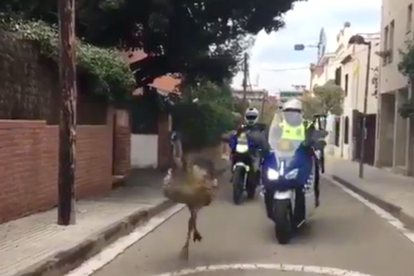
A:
[268, 111, 304, 161]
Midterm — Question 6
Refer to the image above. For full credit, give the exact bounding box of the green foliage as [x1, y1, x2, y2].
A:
[398, 98, 414, 119]
[173, 102, 236, 150]
[398, 42, 414, 80]
[0, 0, 301, 86]
[302, 81, 344, 120]
[397, 42, 414, 119]
[172, 81, 238, 149]
[0, 15, 135, 103]
[301, 95, 322, 120]
[181, 80, 234, 109]
[232, 98, 245, 115]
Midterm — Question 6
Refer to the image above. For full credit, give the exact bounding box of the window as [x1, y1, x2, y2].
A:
[335, 67, 342, 86]
[334, 117, 340, 146]
[344, 74, 349, 96]
[344, 116, 349, 144]
[389, 20, 395, 63]
[383, 25, 389, 66]
[408, 4, 413, 33]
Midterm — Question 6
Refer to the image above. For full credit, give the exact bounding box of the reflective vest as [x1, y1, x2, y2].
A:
[279, 121, 306, 140]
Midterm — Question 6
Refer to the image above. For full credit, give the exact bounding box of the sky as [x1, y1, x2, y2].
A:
[232, 0, 382, 94]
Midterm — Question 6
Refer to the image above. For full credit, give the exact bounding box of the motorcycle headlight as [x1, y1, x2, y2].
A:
[285, 168, 299, 180]
[235, 144, 249, 153]
[267, 168, 279, 180]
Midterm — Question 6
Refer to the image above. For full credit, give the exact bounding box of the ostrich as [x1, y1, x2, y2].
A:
[162, 134, 218, 260]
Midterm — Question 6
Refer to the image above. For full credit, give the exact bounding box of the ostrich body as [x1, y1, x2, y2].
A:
[162, 135, 218, 260]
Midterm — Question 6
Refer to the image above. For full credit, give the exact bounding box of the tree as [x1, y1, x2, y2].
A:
[302, 94, 322, 120]
[172, 81, 237, 150]
[1, 0, 301, 86]
[302, 80, 344, 119]
[250, 100, 278, 125]
[398, 41, 414, 118]
[181, 80, 234, 109]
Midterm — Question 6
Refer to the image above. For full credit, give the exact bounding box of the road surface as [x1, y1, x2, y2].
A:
[85, 174, 414, 276]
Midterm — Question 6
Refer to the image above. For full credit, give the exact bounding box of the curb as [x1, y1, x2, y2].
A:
[325, 175, 414, 230]
[15, 199, 175, 276]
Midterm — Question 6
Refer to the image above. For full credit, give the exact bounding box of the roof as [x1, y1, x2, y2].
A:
[123, 50, 181, 96]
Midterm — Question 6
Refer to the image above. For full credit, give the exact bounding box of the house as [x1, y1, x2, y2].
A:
[335, 27, 380, 164]
[309, 53, 336, 89]
[278, 89, 304, 107]
[124, 51, 181, 169]
[312, 23, 379, 163]
[232, 88, 268, 105]
[308, 23, 380, 162]
[375, 0, 414, 176]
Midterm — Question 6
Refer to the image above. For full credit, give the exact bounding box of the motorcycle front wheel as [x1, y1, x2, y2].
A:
[273, 199, 294, 244]
[246, 172, 257, 199]
[232, 166, 245, 205]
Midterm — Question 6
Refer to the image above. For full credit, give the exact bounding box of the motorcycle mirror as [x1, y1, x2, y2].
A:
[313, 114, 327, 130]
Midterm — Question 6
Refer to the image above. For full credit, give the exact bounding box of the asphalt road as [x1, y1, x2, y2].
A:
[91, 174, 414, 276]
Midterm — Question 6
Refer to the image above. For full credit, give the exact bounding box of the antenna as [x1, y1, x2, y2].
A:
[317, 28, 327, 61]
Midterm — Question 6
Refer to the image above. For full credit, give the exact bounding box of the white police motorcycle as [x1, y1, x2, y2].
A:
[261, 111, 322, 244]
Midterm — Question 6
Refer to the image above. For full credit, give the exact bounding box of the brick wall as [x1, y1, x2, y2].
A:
[0, 121, 57, 222]
[76, 124, 113, 198]
[0, 118, 114, 223]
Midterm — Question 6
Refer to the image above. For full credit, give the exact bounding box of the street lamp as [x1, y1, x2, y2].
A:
[348, 34, 372, 179]
[294, 44, 318, 51]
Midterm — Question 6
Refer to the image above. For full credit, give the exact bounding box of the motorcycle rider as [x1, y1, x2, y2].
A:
[262, 98, 324, 218]
[230, 107, 264, 192]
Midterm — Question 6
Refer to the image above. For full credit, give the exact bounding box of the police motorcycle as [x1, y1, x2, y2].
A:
[228, 127, 264, 205]
[262, 111, 324, 244]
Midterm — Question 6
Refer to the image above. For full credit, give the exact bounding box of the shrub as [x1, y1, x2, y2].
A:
[172, 102, 236, 150]
[0, 14, 135, 104]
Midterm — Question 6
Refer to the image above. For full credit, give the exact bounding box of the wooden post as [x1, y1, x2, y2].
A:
[57, 0, 77, 225]
[260, 92, 266, 119]
[242, 53, 248, 110]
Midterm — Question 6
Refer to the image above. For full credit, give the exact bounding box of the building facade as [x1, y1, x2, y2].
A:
[309, 53, 336, 89]
[375, 0, 414, 176]
[336, 29, 380, 163]
[310, 23, 380, 163]
[232, 88, 268, 105]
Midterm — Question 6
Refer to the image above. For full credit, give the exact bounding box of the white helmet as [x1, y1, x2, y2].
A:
[244, 107, 259, 125]
[282, 98, 302, 112]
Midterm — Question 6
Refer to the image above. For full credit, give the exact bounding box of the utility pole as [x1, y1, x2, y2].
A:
[260, 92, 266, 119]
[242, 53, 248, 110]
[57, 0, 77, 225]
[358, 41, 372, 178]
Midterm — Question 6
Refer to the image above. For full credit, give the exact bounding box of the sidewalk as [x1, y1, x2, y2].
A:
[0, 156, 229, 276]
[0, 169, 173, 276]
[324, 157, 414, 229]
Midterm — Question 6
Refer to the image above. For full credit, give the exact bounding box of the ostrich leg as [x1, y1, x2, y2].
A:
[191, 209, 202, 242]
[180, 213, 194, 260]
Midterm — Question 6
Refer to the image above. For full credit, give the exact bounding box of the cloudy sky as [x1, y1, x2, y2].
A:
[232, 0, 381, 94]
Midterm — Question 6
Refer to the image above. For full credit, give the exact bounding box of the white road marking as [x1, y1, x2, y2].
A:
[145, 263, 375, 276]
[63, 204, 185, 276]
[325, 175, 414, 243]
[63, 176, 414, 276]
